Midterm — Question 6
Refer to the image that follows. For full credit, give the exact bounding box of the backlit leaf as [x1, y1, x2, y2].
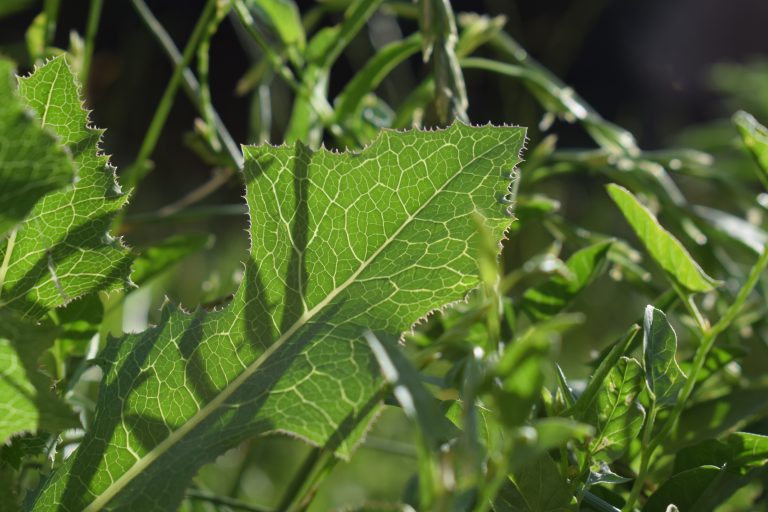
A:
[31, 123, 526, 511]
[643, 306, 686, 408]
[606, 183, 719, 293]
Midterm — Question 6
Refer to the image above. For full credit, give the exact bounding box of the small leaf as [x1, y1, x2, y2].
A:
[733, 110, 768, 186]
[694, 204, 767, 254]
[606, 184, 719, 293]
[642, 306, 686, 408]
[520, 240, 612, 321]
[582, 356, 646, 462]
[247, 0, 305, 50]
[643, 466, 721, 512]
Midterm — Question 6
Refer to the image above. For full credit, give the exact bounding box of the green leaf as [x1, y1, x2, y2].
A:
[31, 123, 526, 511]
[0, 58, 75, 238]
[333, 33, 422, 126]
[495, 454, 575, 512]
[733, 110, 768, 187]
[674, 432, 768, 475]
[0, 314, 77, 443]
[520, 240, 612, 321]
[694, 205, 767, 254]
[582, 356, 646, 462]
[247, 0, 305, 50]
[642, 306, 686, 408]
[643, 465, 721, 512]
[0, 56, 130, 319]
[670, 388, 768, 450]
[606, 184, 719, 293]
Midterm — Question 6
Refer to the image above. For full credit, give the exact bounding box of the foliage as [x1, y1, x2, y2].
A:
[1, 1, 768, 512]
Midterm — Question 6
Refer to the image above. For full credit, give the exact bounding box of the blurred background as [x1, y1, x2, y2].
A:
[2, 1, 768, 509]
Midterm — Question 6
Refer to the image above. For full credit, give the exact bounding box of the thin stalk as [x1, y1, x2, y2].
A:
[623, 405, 657, 511]
[43, 0, 60, 46]
[197, 0, 230, 152]
[130, 0, 241, 168]
[81, 0, 104, 85]
[123, 0, 219, 189]
[277, 447, 336, 512]
[670, 280, 709, 332]
[122, 203, 246, 227]
[152, 167, 235, 219]
[186, 488, 271, 512]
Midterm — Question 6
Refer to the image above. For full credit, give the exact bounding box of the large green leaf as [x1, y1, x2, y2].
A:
[674, 432, 768, 475]
[642, 306, 686, 408]
[581, 356, 646, 462]
[520, 240, 612, 321]
[606, 183, 719, 293]
[31, 123, 526, 511]
[0, 56, 130, 319]
[0, 57, 127, 443]
[0, 59, 75, 238]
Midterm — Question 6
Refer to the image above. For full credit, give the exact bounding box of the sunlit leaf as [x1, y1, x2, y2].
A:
[642, 306, 686, 408]
[31, 123, 526, 511]
[606, 183, 719, 293]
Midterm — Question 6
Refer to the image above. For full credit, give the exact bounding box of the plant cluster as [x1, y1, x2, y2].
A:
[0, 1, 767, 511]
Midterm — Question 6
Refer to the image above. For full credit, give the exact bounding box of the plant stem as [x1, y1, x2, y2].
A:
[152, 167, 235, 219]
[623, 405, 657, 511]
[197, 0, 230, 153]
[123, 0, 219, 189]
[277, 447, 336, 512]
[186, 488, 271, 512]
[130, 0, 241, 168]
[81, 0, 104, 85]
[43, 0, 60, 46]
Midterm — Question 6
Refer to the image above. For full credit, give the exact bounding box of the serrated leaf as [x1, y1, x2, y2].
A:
[606, 183, 719, 293]
[582, 356, 646, 462]
[0, 56, 130, 319]
[643, 306, 686, 408]
[0, 58, 75, 238]
[520, 240, 612, 321]
[31, 123, 526, 511]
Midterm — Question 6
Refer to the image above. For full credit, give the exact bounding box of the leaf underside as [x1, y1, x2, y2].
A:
[31, 123, 526, 511]
[0, 57, 129, 444]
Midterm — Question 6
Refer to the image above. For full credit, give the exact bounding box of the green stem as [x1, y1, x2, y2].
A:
[123, 0, 219, 189]
[623, 405, 657, 511]
[196, 0, 230, 153]
[130, 0, 241, 167]
[277, 447, 336, 512]
[670, 280, 709, 332]
[81, 0, 104, 85]
[43, 0, 60, 46]
[186, 488, 271, 512]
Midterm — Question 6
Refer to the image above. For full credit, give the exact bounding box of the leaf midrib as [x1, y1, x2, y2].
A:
[83, 135, 510, 511]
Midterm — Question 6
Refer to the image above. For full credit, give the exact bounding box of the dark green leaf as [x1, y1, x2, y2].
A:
[131, 233, 212, 286]
[643, 466, 721, 512]
[495, 454, 575, 512]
